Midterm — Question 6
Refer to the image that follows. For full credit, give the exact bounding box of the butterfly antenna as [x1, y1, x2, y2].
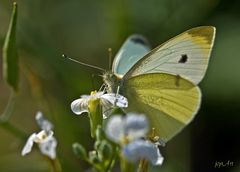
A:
[62, 54, 105, 72]
[91, 74, 98, 91]
[108, 48, 112, 70]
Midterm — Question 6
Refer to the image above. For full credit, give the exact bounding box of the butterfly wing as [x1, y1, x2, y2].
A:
[124, 26, 216, 84]
[122, 73, 201, 142]
[112, 34, 151, 77]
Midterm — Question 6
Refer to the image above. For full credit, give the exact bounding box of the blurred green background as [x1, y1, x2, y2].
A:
[0, 0, 240, 172]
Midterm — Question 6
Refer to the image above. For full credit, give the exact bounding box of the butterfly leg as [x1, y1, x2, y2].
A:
[98, 83, 107, 92]
[114, 86, 120, 106]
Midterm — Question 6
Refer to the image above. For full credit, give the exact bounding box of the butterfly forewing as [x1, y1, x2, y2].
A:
[124, 26, 216, 84]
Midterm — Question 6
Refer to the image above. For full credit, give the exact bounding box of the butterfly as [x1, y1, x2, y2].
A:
[102, 26, 216, 142]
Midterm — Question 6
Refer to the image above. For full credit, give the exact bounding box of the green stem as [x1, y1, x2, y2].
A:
[137, 159, 149, 172]
[84, 158, 103, 172]
[45, 156, 62, 172]
[89, 98, 103, 138]
[0, 89, 27, 140]
[106, 147, 118, 172]
[0, 89, 16, 122]
[120, 156, 135, 172]
[0, 121, 27, 139]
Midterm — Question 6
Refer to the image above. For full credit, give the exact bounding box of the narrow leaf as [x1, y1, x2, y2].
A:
[2, 2, 18, 91]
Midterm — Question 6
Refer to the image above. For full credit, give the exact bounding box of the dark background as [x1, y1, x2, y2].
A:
[0, 0, 240, 171]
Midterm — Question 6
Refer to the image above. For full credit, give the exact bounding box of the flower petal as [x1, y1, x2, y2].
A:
[39, 136, 57, 159]
[101, 93, 128, 108]
[21, 133, 37, 156]
[123, 140, 164, 165]
[35, 111, 53, 131]
[101, 98, 115, 119]
[125, 114, 149, 140]
[105, 115, 125, 143]
[71, 98, 89, 115]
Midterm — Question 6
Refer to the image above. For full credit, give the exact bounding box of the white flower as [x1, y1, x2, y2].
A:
[105, 113, 148, 144]
[105, 113, 164, 166]
[35, 111, 53, 131]
[71, 91, 128, 118]
[21, 112, 57, 159]
[123, 139, 163, 165]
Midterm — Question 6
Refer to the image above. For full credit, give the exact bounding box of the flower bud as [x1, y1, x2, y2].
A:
[72, 143, 87, 160]
[89, 151, 100, 164]
[94, 140, 101, 150]
[98, 140, 113, 161]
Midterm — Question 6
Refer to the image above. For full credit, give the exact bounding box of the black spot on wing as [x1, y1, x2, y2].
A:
[130, 35, 149, 46]
[178, 54, 188, 63]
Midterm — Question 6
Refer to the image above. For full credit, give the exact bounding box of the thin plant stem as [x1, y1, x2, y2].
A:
[106, 147, 118, 172]
[0, 90, 27, 139]
[0, 121, 27, 139]
[137, 159, 149, 172]
[106, 157, 116, 172]
[44, 156, 62, 172]
[0, 89, 16, 122]
[120, 156, 135, 172]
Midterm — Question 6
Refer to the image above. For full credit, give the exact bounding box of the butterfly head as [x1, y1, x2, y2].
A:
[102, 71, 122, 93]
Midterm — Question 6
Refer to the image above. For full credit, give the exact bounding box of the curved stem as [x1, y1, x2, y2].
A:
[0, 121, 27, 139]
[0, 90, 27, 139]
[0, 89, 16, 122]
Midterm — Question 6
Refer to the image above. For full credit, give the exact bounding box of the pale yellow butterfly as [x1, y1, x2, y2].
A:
[103, 26, 216, 142]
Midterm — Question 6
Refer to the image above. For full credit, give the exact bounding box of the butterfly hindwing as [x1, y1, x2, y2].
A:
[112, 34, 151, 77]
[122, 73, 201, 142]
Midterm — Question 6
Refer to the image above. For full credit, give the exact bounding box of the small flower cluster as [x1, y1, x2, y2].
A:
[21, 90, 164, 171]
[72, 126, 114, 172]
[106, 114, 163, 165]
[71, 90, 164, 171]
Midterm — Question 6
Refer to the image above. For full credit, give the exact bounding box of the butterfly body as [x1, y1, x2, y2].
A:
[103, 26, 216, 142]
[102, 71, 122, 93]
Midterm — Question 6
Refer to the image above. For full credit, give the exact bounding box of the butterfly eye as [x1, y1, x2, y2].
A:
[178, 54, 188, 63]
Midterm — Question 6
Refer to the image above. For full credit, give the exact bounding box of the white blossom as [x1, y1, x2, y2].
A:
[123, 139, 163, 165]
[105, 113, 164, 166]
[71, 91, 128, 118]
[105, 113, 148, 144]
[35, 111, 53, 131]
[21, 112, 57, 159]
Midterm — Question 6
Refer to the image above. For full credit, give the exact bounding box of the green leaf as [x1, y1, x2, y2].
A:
[2, 2, 19, 91]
